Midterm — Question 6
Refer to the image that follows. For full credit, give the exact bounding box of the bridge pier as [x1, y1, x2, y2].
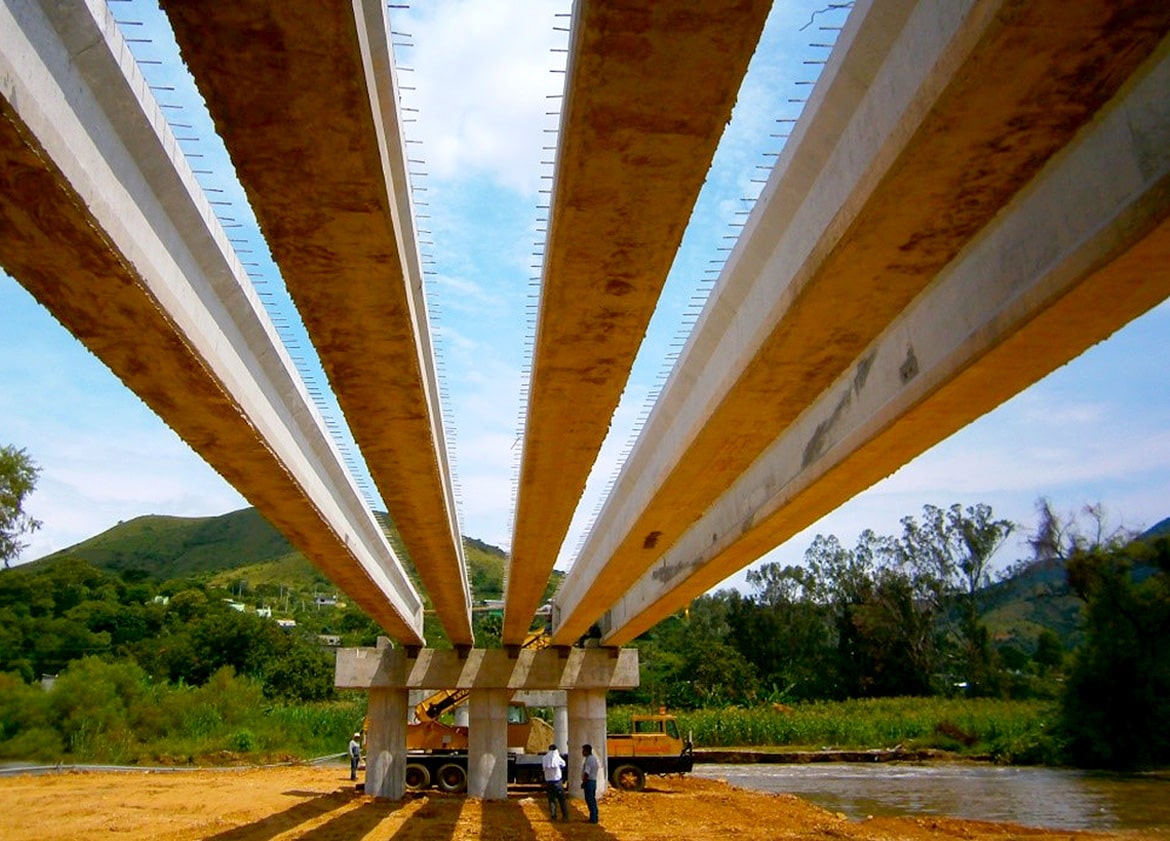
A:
[365, 686, 408, 799]
[553, 704, 569, 759]
[336, 646, 637, 800]
[567, 689, 609, 799]
[468, 689, 509, 798]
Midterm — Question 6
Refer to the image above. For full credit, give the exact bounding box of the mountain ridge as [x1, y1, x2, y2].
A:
[29, 507, 513, 602]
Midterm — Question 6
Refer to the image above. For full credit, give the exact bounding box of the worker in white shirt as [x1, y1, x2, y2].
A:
[541, 743, 568, 821]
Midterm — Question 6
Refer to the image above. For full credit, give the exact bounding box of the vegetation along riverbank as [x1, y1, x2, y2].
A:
[1, 466, 1168, 771]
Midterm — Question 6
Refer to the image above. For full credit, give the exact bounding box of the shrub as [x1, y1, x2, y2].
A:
[47, 657, 156, 760]
[230, 729, 257, 752]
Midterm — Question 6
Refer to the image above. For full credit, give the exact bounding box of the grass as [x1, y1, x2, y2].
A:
[610, 698, 1061, 764]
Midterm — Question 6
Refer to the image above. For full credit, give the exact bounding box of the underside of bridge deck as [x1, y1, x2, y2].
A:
[4, 0, 1168, 655]
[552, 0, 1170, 644]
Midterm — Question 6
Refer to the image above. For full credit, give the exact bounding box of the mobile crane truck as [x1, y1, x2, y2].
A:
[400, 703, 693, 793]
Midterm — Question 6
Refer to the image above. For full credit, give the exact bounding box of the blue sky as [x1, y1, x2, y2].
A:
[2, 0, 1168, 591]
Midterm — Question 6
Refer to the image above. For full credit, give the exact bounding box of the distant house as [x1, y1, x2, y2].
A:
[318, 634, 341, 647]
[151, 595, 170, 605]
[224, 599, 246, 612]
[276, 618, 297, 628]
[256, 606, 272, 618]
[314, 595, 337, 607]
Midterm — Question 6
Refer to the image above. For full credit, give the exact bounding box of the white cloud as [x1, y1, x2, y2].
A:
[396, 0, 569, 194]
[432, 272, 508, 316]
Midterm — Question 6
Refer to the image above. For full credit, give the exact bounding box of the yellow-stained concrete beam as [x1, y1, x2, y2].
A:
[336, 646, 639, 691]
[0, 0, 424, 643]
[552, 0, 1170, 643]
[599, 36, 1170, 642]
[504, 0, 772, 643]
[162, 0, 472, 644]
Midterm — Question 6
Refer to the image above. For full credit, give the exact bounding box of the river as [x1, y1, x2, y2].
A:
[694, 763, 1170, 832]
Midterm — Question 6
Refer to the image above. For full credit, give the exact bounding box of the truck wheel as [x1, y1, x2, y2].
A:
[435, 762, 467, 793]
[611, 764, 645, 791]
[405, 763, 431, 791]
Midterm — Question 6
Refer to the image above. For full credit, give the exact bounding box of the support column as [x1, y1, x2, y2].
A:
[567, 689, 608, 798]
[553, 704, 569, 755]
[468, 688, 509, 799]
[365, 686, 408, 799]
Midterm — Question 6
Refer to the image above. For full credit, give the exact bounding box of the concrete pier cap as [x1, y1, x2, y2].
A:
[336, 646, 639, 692]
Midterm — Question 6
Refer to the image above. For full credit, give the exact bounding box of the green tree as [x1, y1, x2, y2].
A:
[48, 657, 157, 759]
[892, 504, 1014, 695]
[802, 530, 941, 697]
[636, 594, 760, 708]
[0, 673, 60, 760]
[0, 445, 41, 567]
[261, 640, 335, 702]
[740, 564, 834, 699]
[1060, 537, 1170, 769]
[473, 610, 503, 648]
[1027, 499, 1132, 563]
[1033, 628, 1064, 675]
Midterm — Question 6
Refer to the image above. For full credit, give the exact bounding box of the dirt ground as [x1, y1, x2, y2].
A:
[0, 765, 1164, 841]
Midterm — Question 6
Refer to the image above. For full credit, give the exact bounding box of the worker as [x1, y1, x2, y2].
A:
[348, 732, 362, 781]
[541, 743, 568, 821]
[581, 743, 601, 824]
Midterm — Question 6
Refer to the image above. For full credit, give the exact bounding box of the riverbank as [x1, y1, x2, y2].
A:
[693, 747, 984, 763]
[1, 765, 1165, 840]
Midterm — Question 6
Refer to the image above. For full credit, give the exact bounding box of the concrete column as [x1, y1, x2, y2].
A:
[567, 689, 608, 798]
[365, 686, 408, 799]
[553, 705, 569, 755]
[468, 688, 509, 799]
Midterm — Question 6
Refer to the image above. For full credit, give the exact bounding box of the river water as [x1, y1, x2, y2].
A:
[694, 763, 1170, 832]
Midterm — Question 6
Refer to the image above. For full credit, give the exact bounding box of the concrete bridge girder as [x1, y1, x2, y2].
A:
[0, 0, 424, 641]
[600, 34, 1170, 643]
[503, 0, 773, 643]
[551, 0, 1170, 645]
[161, 0, 473, 645]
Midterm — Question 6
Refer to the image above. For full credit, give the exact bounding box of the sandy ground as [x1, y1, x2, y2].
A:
[0, 765, 1165, 841]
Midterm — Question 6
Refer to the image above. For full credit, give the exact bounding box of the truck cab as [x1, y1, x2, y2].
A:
[606, 712, 693, 790]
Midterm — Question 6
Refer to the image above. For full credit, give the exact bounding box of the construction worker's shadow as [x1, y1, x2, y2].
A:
[479, 796, 621, 841]
[199, 787, 396, 841]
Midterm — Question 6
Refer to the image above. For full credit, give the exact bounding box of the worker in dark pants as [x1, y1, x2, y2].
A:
[581, 743, 601, 824]
[348, 732, 362, 781]
[541, 743, 568, 820]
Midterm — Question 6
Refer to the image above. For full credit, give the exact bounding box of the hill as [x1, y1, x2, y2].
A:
[31, 508, 293, 580]
[30, 507, 513, 602]
[979, 558, 1085, 649]
[978, 516, 1170, 650]
[1143, 516, 1170, 540]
